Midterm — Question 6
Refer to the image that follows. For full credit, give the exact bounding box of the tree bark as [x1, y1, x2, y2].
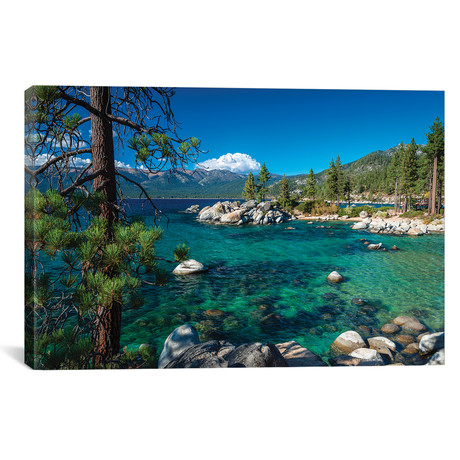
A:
[90, 86, 121, 366]
[427, 168, 432, 214]
[394, 179, 398, 214]
[431, 156, 438, 215]
[437, 178, 442, 214]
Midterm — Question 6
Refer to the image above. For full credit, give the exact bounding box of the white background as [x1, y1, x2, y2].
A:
[0, 1, 458, 459]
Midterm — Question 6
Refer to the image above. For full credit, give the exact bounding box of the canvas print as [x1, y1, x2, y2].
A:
[24, 86, 444, 369]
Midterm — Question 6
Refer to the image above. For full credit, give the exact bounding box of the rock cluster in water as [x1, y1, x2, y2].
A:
[351, 216, 444, 235]
[196, 200, 295, 225]
[329, 315, 445, 366]
[184, 204, 200, 213]
[158, 324, 327, 368]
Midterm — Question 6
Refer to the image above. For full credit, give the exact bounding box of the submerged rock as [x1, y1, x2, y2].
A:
[381, 323, 400, 334]
[392, 316, 427, 333]
[367, 243, 382, 250]
[173, 259, 208, 275]
[276, 341, 328, 367]
[158, 324, 200, 369]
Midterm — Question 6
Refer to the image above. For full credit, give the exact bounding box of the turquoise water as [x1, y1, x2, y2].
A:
[121, 200, 444, 360]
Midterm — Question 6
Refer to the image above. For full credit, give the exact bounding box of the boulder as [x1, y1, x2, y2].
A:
[349, 348, 385, 364]
[241, 199, 257, 210]
[185, 204, 200, 213]
[138, 343, 156, 356]
[158, 324, 200, 368]
[392, 316, 427, 333]
[367, 243, 382, 250]
[331, 331, 367, 354]
[359, 211, 369, 218]
[173, 259, 208, 275]
[164, 340, 235, 368]
[220, 209, 245, 223]
[390, 245, 399, 250]
[327, 271, 344, 283]
[226, 342, 288, 367]
[368, 336, 397, 352]
[329, 355, 382, 366]
[419, 332, 444, 355]
[276, 341, 328, 367]
[198, 205, 211, 217]
[352, 222, 369, 230]
[426, 348, 445, 365]
[381, 323, 400, 334]
[395, 334, 416, 346]
[408, 227, 424, 236]
[402, 342, 420, 354]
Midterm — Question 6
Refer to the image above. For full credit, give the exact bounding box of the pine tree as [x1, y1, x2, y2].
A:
[257, 162, 271, 202]
[279, 174, 290, 210]
[326, 158, 338, 204]
[343, 176, 352, 205]
[242, 172, 256, 201]
[388, 143, 404, 214]
[335, 155, 344, 206]
[400, 138, 418, 212]
[425, 116, 444, 214]
[304, 168, 317, 200]
[24, 86, 202, 368]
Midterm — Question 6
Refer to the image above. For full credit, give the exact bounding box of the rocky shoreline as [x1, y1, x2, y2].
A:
[186, 200, 295, 225]
[152, 312, 444, 368]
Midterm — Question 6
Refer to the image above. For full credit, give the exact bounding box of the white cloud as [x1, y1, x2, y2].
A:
[115, 160, 132, 169]
[24, 154, 91, 168]
[197, 152, 260, 174]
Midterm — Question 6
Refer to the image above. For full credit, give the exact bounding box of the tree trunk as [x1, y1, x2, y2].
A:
[90, 86, 121, 366]
[431, 156, 438, 215]
[394, 179, 398, 214]
[427, 167, 432, 213]
[437, 178, 442, 214]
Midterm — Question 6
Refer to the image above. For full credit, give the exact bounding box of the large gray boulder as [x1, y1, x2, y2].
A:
[226, 342, 288, 367]
[367, 243, 382, 250]
[359, 211, 369, 218]
[331, 331, 367, 354]
[173, 259, 208, 275]
[164, 340, 235, 368]
[419, 332, 444, 355]
[158, 324, 200, 368]
[220, 209, 245, 223]
[276, 341, 327, 367]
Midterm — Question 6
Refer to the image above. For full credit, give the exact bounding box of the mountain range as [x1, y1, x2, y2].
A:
[30, 144, 424, 198]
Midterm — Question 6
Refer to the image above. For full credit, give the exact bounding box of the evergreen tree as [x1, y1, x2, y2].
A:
[343, 176, 352, 205]
[304, 168, 317, 200]
[257, 162, 271, 202]
[425, 116, 444, 214]
[242, 172, 256, 201]
[388, 143, 404, 213]
[24, 86, 202, 368]
[326, 158, 339, 204]
[279, 174, 290, 210]
[400, 138, 418, 212]
[335, 155, 344, 206]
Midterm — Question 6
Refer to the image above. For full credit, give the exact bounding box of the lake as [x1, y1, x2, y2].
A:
[120, 199, 445, 360]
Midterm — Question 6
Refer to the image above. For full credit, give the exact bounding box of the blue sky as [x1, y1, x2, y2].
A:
[101, 88, 444, 176]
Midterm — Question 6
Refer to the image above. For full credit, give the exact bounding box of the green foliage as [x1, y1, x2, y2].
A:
[278, 174, 291, 210]
[242, 172, 256, 201]
[174, 243, 191, 262]
[304, 168, 317, 200]
[256, 163, 271, 202]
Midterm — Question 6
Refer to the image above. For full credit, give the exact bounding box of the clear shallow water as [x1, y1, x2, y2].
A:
[120, 199, 444, 360]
